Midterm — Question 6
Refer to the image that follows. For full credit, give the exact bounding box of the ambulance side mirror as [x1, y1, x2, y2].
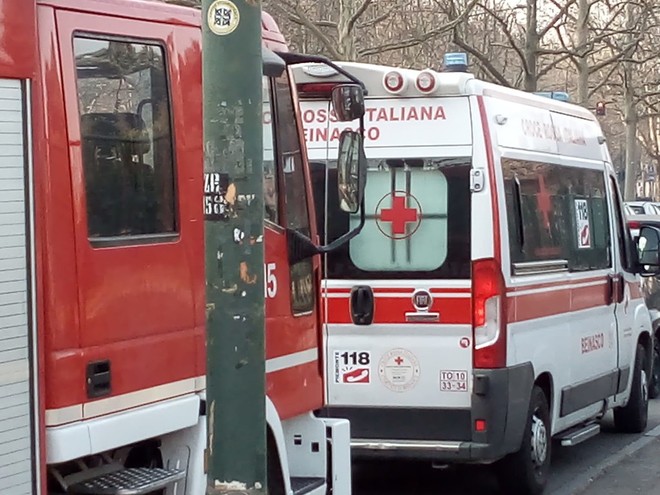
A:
[332, 84, 365, 122]
[637, 226, 660, 276]
[337, 130, 367, 214]
[288, 130, 368, 265]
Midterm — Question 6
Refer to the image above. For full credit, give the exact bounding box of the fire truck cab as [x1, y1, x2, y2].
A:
[293, 59, 660, 494]
[0, 1, 365, 494]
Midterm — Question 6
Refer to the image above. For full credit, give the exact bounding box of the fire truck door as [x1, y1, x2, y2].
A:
[0, 79, 38, 494]
[263, 73, 324, 419]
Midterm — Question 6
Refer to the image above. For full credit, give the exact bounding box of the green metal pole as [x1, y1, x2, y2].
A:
[202, 1, 266, 494]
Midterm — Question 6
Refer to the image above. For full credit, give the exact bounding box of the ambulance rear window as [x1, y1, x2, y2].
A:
[313, 157, 471, 280]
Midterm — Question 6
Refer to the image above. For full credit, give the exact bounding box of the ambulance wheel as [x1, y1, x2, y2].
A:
[649, 340, 660, 399]
[614, 343, 649, 433]
[495, 385, 551, 495]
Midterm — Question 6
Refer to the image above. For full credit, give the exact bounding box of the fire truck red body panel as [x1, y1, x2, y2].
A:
[32, 0, 322, 427]
[37, 3, 204, 422]
[0, 1, 36, 78]
[262, 11, 288, 51]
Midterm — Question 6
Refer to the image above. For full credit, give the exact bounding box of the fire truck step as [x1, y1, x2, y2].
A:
[557, 422, 601, 447]
[290, 476, 325, 495]
[67, 467, 186, 495]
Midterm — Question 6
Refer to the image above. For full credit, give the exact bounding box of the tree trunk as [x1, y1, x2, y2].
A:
[623, 67, 638, 201]
[575, 0, 589, 106]
[524, 0, 538, 92]
[338, 0, 358, 61]
[623, 2, 638, 201]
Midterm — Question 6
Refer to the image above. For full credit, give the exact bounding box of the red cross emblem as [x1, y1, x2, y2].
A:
[375, 191, 422, 240]
[394, 356, 404, 365]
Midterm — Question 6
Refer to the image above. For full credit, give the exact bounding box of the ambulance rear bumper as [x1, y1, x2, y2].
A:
[320, 362, 535, 463]
[350, 438, 504, 462]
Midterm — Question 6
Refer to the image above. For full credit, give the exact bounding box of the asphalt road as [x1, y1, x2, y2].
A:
[352, 398, 660, 495]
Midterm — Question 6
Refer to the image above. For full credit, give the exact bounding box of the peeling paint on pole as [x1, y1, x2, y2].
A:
[202, 0, 266, 494]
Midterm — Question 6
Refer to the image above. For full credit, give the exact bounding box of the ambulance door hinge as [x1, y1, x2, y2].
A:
[470, 168, 486, 193]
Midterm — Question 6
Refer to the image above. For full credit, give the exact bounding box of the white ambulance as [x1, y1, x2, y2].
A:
[292, 58, 660, 494]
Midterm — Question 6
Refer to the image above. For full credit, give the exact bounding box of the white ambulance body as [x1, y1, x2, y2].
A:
[293, 62, 655, 493]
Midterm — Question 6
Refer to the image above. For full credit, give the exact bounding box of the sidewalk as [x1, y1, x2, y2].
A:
[577, 436, 660, 495]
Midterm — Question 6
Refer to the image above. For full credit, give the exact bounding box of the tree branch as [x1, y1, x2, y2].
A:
[268, 2, 342, 59]
[347, 0, 374, 35]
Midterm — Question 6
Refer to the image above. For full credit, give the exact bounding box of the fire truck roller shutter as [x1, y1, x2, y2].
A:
[0, 79, 35, 494]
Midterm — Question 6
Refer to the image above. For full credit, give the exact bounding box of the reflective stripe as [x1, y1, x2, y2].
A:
[266, 348, 318, 374]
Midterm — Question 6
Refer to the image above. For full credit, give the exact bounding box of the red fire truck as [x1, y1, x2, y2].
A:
[0, 1, 366, 494]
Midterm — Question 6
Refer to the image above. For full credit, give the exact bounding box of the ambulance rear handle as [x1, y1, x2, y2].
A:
[350, 286, 374, 325]
[606, 273, 624, 305]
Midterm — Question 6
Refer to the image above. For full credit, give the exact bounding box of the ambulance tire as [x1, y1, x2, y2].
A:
[614, 343, 649, 433]
[649, 340, 660, 399]
[495, 385, 551, 495]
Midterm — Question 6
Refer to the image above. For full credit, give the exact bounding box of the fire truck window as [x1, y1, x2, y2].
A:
[74, 37, 176, 241]
[263, 77, 278, 224]
[502, 158, 611, 272]
[273, 73, 314, 313]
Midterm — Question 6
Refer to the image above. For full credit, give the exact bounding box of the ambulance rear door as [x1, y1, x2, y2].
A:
[307, 95, 476, 414]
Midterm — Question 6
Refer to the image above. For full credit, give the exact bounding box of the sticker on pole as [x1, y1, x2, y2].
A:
[334, 350, 371, 384]
[378, 349, 420, 392]
[574, 198, 591, 249]
[208, 0, 240, 36]
[204, 172, 230, 220]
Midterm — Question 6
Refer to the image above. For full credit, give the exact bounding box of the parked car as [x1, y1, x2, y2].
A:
[627, 213, 660, 398]
[625, 201, 660, 215]
[628, 214, 659, 239]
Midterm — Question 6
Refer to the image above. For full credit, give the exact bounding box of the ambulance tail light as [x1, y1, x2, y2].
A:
[627, 220, 641, 230]
[472, 258, 506, 369]
[297, 82, 339, 98]
[383, 71, 405, 94]
[416, 70, 437, 94]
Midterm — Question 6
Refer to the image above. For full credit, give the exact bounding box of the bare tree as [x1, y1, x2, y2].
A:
[265, 0, 477, 63]
[451, 0, 577, 91]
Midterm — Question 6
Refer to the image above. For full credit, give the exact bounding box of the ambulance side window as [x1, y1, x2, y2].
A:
[74, 36, 177, 243]
[503, 158, 611, 272]
[272, 72, 315, 314]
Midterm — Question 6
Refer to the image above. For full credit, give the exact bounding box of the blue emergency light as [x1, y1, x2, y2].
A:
[443, 52, 468, 73]
[534, 91, 570, 102]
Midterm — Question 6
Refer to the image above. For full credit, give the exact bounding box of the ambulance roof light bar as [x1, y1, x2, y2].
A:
[443, 52, 469, 73]
[383, 70, 406, 94]
[534, 91, 570, 102]
[416, 70, 438, 94]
